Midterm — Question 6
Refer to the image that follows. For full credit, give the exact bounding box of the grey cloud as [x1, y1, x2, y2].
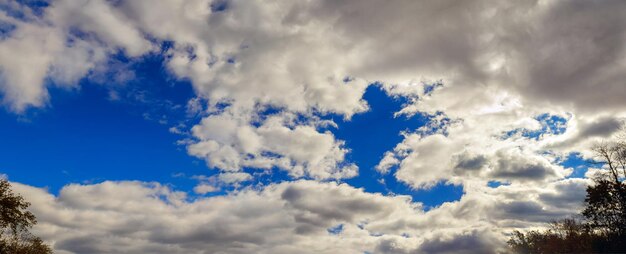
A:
[3, 0, 625, 119]
[580, 117, 623, 138]
[373, 238, 413, 254]
[491, 163, 554, 181]
[538, 179, 588, 209]
[1, 1, 621, 252]
[546, 117, 624, 151]
[11, 180, 426, 254]
[281, 183, 392, 228]
[7, 177, 589, 253]
[298, 0, 626, 115]
[496, 201, 563, 223]
[416, 231, 503, 254]
[487, 179, 589, 225]
[512, 0, 626, 113]
[454, 154, 487, 172]
[414, 179, 588, 232]
[2, 0, 625, 180]
[488, 150, 562, 182]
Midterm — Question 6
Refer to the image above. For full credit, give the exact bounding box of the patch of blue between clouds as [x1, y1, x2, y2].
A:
[1, 0, 49, 21]
[0, 50, 205, 195]
[487, 181, 506, 188]
[210, 0, 229, 12]
[327, 224, 344, 235]
[503, 113, 568, 140]
[0, 42, 464, 207]
[498, 112, 590, 180]
[487, 151, 588, 188]
[326, 85, 464, 209]
[422, 80, 443, 96]
[198, 167, 293, 198]
[559, 152, 590, 179]
[0, 20, 15, 40]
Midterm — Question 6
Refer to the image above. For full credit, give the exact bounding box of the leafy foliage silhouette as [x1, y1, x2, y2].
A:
[508, 135, 626, 253]
[0, 179, 52, 254]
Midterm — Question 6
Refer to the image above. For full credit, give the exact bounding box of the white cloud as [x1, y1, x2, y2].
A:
[12, 180, 419, 254]
[1, 1, 626, 252]
[193, 183, 218, 194]
[0, 22, 64, 111]
[217, 172, 252, 184]
[0, 0, 150, 112]
[377, 123, 571, 189]
[11, 178, 588, 254]
[188, 109, 357, 179]
[2, 0, 625, 176]
[192, 172, 253, 193]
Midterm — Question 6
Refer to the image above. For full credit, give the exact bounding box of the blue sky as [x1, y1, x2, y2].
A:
[0, 54, 203, 191]
[0, 53, 585, 207]
[0, 52, 465, 208]
[1, 1, 623, 253]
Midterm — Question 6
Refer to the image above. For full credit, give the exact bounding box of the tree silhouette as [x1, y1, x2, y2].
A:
[507, 219, 595, 254]
[582, 140, 626, 251]
[0, 179, 52, 254]
[509, 134, 626, 253]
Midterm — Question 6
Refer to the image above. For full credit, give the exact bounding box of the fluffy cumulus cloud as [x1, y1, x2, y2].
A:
[192, 172, 253, 194]
[2, 0, 626, 176]
[11, 178, 589, 254]
[0, 0, 151, 111]
[187, 109, 357, 179]
[1, 0, 626, 252]
[366, 0, 626, 190]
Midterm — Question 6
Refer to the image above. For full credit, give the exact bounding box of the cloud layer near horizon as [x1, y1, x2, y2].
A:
[12, 178, 588, 254]
[2, 0, 626, 253]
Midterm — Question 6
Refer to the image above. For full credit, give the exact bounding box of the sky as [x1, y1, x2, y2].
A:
[0, 0, 625, 253]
